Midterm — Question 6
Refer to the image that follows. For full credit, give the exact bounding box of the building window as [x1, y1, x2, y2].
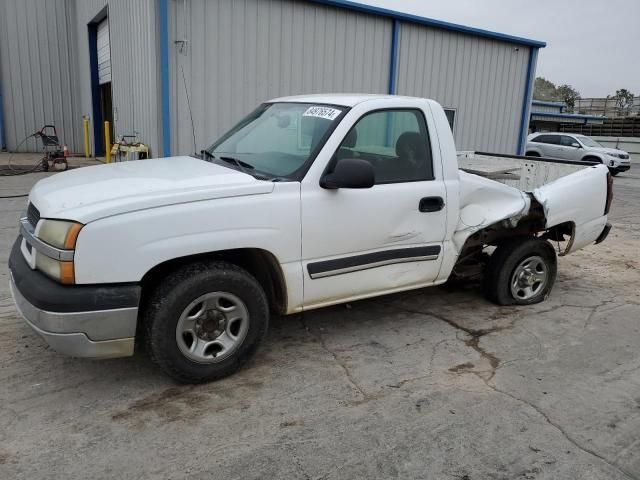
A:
[444, 109, 456, 133]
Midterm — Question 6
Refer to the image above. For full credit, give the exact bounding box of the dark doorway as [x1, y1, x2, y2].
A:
[100, 82, 114, 147]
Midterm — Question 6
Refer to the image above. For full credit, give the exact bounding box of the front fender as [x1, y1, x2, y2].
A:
[73, 183, 302, 284]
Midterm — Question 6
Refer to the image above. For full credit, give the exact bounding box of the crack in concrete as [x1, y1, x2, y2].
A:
[487, 382, 638, 480]
[377, 301, 637, 480]
[299, 315, 372, 405]
[582, 300, 619, 331]
[387, 338, 452, 389]
[379, 303, 514, 382]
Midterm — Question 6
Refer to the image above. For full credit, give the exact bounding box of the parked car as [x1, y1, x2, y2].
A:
[525, 132, 631, 175]
[9, 95, 613, 383]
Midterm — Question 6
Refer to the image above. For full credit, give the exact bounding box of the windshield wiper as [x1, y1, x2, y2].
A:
[200, 149, 215, 161]
[219, 156, 255, 175]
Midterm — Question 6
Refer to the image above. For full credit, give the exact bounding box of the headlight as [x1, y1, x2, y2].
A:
[608, 153, 622, 159]
[35, 219, 82, 284]
[37, 220, 83, 249]
[35, 254, 75, 285]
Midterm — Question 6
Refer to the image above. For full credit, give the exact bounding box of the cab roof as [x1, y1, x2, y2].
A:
[268, 93, 425, 107]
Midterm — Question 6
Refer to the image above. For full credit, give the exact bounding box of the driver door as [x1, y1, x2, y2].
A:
[300, 108, 447, 309]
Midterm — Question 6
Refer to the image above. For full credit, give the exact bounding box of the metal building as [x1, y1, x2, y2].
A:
[0, 0, 545, 156]
[529, 100, 605, 133]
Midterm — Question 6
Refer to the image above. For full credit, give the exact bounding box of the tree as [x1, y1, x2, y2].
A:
[613, 88, 635, 110]
[533, 78, 581, 111]
[556, 84, 581, 112]
[533, 77, 558, 102]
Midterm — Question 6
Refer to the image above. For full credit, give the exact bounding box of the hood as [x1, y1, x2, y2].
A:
[589, 147, 628, 157]
[29, 156, 274, 223]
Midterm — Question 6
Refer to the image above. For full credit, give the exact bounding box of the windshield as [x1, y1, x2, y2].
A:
[206, 102, 346, 178]
[577, 135, 603, 148]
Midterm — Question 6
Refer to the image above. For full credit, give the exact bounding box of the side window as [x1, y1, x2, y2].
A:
[534, 135, 558, 145]
[444, 109, 456, 132]
[336, 109, 433, 184]
[560, 136, 578, 147]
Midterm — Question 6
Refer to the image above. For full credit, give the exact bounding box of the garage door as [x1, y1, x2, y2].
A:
[97, 18, 111, 85]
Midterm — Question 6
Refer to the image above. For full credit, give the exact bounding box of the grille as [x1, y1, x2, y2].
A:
[27, 202, 40, 227]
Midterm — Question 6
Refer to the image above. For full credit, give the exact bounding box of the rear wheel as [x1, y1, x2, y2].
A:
[143, 261, 269, 383]
[483, 238, 557, 305]
[525, 151, 540, 157]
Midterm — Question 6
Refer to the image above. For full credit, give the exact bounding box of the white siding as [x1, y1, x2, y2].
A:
[0, 0, 81, 151]
[169, 0, 393, 154]
[396, 22, 530, 154]
[97, 19, 111, 85]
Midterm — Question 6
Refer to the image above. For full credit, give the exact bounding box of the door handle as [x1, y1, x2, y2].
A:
[419, 196, 445, 212]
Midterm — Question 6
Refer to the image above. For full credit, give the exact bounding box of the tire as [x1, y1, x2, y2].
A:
[483, 238, 557, 306]
[143, 260, 269, 383]
[525, 151, 540, 157]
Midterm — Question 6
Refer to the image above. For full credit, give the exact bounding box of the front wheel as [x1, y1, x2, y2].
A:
[143, 261, 269, 383]
[483, 238, 557, 305]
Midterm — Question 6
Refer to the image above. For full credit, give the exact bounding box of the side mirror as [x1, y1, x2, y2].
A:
[571, 142, 581, 148]
[321, 158, 375, 189]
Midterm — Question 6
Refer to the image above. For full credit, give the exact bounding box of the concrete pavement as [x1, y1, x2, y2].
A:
[0, 166, 639, 480]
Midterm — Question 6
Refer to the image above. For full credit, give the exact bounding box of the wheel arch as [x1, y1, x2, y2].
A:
[582, 154, 603, 163]
[140, 248, 288, 315]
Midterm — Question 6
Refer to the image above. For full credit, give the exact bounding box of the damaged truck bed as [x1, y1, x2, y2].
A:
[454, 151, 611, 280]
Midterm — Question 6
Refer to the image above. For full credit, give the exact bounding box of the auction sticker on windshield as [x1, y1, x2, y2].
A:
[303, 106, 342, 121]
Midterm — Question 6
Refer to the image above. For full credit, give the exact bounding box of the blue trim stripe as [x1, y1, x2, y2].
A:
[517, 47, 537, 155]
[307, 0, 546, 48]
[0, 83, 6, 150]
[530, 111, 606, 121]
[159, 0, 171, 157]
[388, 19, 400, 94]
[531, 100, 566, 107]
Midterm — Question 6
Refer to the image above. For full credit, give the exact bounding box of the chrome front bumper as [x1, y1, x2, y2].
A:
[9, 273, 137, 359]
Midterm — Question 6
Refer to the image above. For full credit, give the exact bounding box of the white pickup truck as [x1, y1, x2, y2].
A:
[9, 94, 613, 383]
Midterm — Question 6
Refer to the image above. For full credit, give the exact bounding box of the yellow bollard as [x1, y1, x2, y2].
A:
[83, 116, 90, 158]
[104, 121, 111, 164]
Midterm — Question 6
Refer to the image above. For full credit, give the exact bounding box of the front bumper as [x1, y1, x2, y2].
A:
[613, 164, 631, 173]
[8, 238, 140, 359]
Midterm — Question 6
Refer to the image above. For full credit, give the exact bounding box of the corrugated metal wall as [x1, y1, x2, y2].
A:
[0, 0, 82, 151]
[169, 0, 392, 154]
[74, 0, 161, 156]
[0, 0, 536, 157]
[396, 22, 530, 154]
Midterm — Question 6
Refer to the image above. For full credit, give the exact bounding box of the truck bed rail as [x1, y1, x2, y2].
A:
[457, 151, 598, 192]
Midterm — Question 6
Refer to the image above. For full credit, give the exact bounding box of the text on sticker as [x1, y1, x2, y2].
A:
[302, 106, 342, 121]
